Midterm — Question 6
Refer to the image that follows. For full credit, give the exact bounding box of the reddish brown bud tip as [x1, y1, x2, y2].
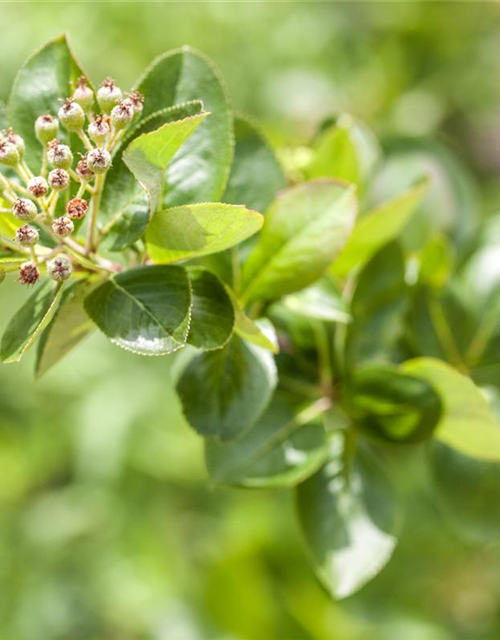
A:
[66, 197, 88, 219]
[19, 261, 40, 285]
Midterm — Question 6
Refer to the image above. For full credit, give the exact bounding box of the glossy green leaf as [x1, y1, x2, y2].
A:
[205, 395, 331, 488]
[35, 279, 97, 377]
[1, 280, 63, 363]
[223, 115, 286, 212]
[84, 265, 191, 356]
[241, 180, 357, 303]
[403, 358, 500, 460]
[430, 441, 500, 543]
[186, 267, 234, 350]
[176, 334, 277, 441]
[296, 443, 400, 599]
[332, 182, 427, 277]
[350, 363, 442, 443]
[282, 277, 350, 324]
[135, 47, 233, 207]
[123, 111, 209, 212]
[8, 35, 88, 167]
[146, 203, 263, 264]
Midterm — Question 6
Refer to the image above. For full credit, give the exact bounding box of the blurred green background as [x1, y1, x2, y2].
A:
[1, 2, 500, 639]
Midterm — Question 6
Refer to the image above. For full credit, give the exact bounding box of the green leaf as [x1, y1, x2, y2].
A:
[234, 312, 278, 354]
[8, 35, 88, 168]
[223, 115, 286, 212]
[350, 363, 442, 443]
[332, 182, 427, 277]
[206, 395, 330, 488]
[430, 440, 500, 543]
[306, 121, 360, 187]
[282, 277, 350, 324]
[123, 111, 209, 212]
[296, 442, 400, 599]
[100, 102, 206, 250]
[345, 242, 408, 365]
[241, 180, 357, 303]
[35, 279, 97, 377]
[176, 334, 277, 441]
[146, 203, 263, 264]
[186, 267, 234, 350]
[84, 265, 191, 356]
[1, 280, 63, 363]
[135, 46, 233, 206]
[403, 358, 500, 460]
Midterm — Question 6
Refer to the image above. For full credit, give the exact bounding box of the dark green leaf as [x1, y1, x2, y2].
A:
[186, 267, 234, 350]
[1, 280, 63, 363]
[296, 442, 401, 599]
[241, 180, 357, 303]
[84, 265, 191, 356]
[176, 334, 277, 441]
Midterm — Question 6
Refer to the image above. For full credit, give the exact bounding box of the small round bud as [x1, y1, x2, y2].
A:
[47, 139, 73, 169]
[35, 114, 58, 145]
[52, 216, 74, 238]
[13, 198, 37, 221]
[0, 141, 20, 166]
[73, 76, 94, 111]
[3, 129, 25, 159]
[86, 148, 111, 174]
[58, 98, 85, 132]
[19, 261, 39, 285]
[110, 100, 134, 129]
[76, 157, 94, 180]
[48, 168, 70, 191]
[47, 255, 72, 282]
[125, 91, 144, 115]
[97, 77, 122, 114]
[27, 176, 49, 199]
[16, 224, 39, 247]
[88, 114, 110, 145]
[66, 197, 88, 219]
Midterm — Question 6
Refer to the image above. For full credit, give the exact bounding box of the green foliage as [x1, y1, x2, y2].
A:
[1, 35, 500, 607]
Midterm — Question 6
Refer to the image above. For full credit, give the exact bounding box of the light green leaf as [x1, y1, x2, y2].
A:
[123, 111, 209, 212]
[135, 47, 233, 206]
[403, 358, 500, 460]
[176, 334, 277, 441]
[296, 442, 400, 599]
[205, 395, 330, 488]
[282, 277, 350, 324]
[84, 265, 191, 356]
[146, 203, 263, 264]
[332, 182, 427, 277]
[306, 122, 360, 186]
[8, 35, 88, 168]
[35, 279, 97, 377]
[223, 115, 286, 212]
[1, 280, 63, 363]
[241, 180, 357, 303]
[186, 267, 234, 350]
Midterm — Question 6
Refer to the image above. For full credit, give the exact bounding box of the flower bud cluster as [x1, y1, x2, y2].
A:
[0, 75, 144, 287]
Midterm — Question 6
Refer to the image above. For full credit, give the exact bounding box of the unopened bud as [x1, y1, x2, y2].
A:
[47, 139, 73, 169]
[76, 157, 94, 180]
[86, 148, 111, 174]
[66, 197, 88, 219]
[0, 141, 19, 166]
[13, 198, 37, 221]
[52, 216, 74, 238]
[19, 261, 39, 285]
[3, 129, 25, 159]
[47, 255, 72, 282]
[125, 91, 144, 115]
[48, 168, 70, 191]
[97, 77, 122, 114]
[35, 114, 58, 145]
[16, 224, 39, 247]
[58, 98, 85, 132]
[88, 114, 110, 145]
[111, 100, 134, 129]
[28, 177, 49, 199]
[73, 76, 94, 112]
